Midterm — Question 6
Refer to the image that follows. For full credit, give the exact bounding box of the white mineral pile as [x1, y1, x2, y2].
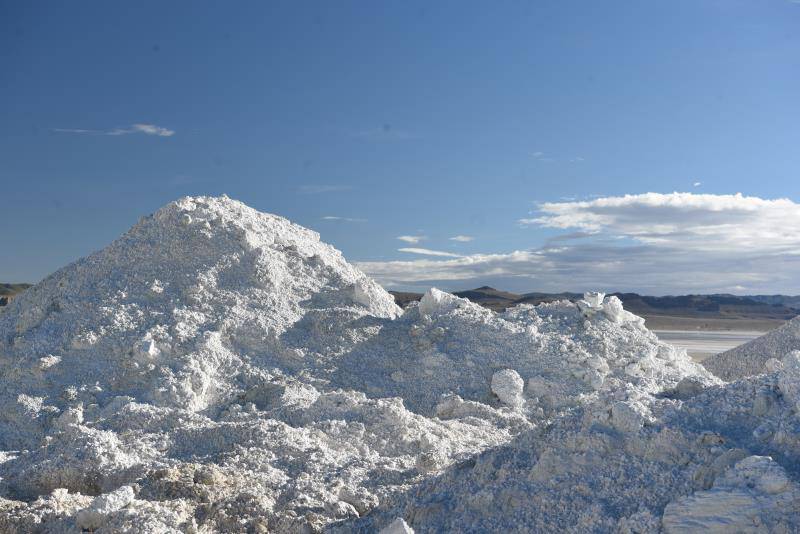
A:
[0, 196, 797, 533]
[343, 352, 800, 533]
[334, 288, 711, 418]
[703, 316, 800, 381]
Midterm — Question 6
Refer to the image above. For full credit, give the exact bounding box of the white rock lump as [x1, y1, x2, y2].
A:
[491, 369, 525, 408]
[0, 196, 798, 533]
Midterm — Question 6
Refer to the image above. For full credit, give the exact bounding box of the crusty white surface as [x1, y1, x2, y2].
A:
[0, 196, 797, 533]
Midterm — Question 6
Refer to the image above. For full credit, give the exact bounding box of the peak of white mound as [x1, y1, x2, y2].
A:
[418, 287, 469, 317]
[0, 196, 398, 432]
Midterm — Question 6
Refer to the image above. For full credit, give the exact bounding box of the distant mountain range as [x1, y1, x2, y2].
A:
[745, 294, 800, 310]
[390, 286, 800, 325]
[2, 282, 799, 327]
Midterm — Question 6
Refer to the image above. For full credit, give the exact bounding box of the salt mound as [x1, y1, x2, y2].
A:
[335, 289, 714, 416]
[1, 196, 796, 533]
[344, 360, 800, 533]
[0, 195, 398, 447]
[703, 316, 800, 381]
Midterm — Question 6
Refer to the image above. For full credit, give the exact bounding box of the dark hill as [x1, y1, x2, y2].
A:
[0, 283, 32, 307]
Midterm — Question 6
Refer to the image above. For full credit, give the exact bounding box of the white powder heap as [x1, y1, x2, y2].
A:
[343, 350, 800, 533]
[0, 196, 797, 533]
[703, 316, 800, 381]
[334, 288, 713, 417]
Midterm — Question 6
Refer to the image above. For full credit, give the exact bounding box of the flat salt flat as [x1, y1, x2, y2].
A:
[654, 329, 764, 362]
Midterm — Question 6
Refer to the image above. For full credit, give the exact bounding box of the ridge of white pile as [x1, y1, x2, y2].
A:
[703, 316, 800, 381]
[0, 196, 797, 533]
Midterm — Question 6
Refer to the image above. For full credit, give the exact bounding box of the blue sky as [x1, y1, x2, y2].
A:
[2, 1, 799, 294]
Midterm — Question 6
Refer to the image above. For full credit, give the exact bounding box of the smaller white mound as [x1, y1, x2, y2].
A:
[335, 288, 715, 416]
[703, 316, 800, 381]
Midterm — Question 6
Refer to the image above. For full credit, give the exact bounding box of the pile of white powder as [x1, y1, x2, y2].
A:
[0, 196, 798, 533]
[703, 316, 800, 381]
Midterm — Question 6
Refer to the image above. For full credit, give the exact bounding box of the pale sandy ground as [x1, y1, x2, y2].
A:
[641, 314, 785, 332]
[653, 330, 764, 362]
[641, 314, 781, 362]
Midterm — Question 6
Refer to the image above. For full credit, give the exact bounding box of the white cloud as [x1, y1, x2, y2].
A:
[52, 128, 95, 134]
[449, 235, 474, 242]
[531, 151, 554, 162]
[125, 123, 175, 136]
[360, 192, 800, 294]
[526, 192, 800, 252]
[322, 216, 366, 222]
[359, 250, 543, 284]
[398, 248, 464, 258]
[53, 123, 175, 137]
[298, 185, 352, 195]
[397, 235, 426, 244]
[693, 181, 702, 187]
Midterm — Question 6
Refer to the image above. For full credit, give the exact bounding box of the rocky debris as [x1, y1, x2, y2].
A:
[661, 456, 799, 533]
[75, 485, 136, 531]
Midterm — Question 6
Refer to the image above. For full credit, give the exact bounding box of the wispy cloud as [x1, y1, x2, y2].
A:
[322, 216, 367, 223]
[399, 248, 463, 258]
[397, 235, 426, 244]
[52, 128, 96, 134]
[352, 124, 418, 140]
[693, 181, 702, 187]
[360, 192, 800, 294]
[531, 151, 554, 162]
[297, 185, 353, 195]
[52, 123, 175, 137]
[449, 235, 474, 242]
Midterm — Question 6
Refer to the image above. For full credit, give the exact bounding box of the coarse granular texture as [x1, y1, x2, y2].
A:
[0, 196, 797, 533]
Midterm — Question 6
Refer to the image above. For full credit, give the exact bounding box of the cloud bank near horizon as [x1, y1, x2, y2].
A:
[358, 192, 800, 295]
